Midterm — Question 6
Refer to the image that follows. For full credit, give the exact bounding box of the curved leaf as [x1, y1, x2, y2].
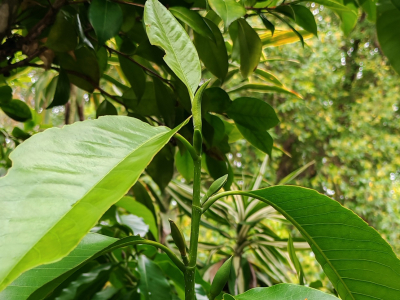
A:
[224, 283, 339, 299]
[254, 69, 283, 86]
[377, 0, 400, 75]
[292, 5, 318, 36]
[228, 83, 302, 99]
[243, 186, 400, 300]
[0, 85, 12, 105]
[89, 0, 123, 45]
[260, 30, 314, 47]
[209, 0, 246, 28]
[0, 99, 32, 122]
[96, 99, 118, 117]
[144, 0, 201, 99]
[0, 116, 188, 291]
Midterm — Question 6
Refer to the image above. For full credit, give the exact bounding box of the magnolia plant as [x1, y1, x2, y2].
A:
[1, 0, 400, 300]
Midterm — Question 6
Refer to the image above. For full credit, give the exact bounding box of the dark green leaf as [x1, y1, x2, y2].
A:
[46, 11, 77, 52]
[11, 127, 30, 141]
[96, 100, 117, 117]
[122, 82, 159, 116]
[89, 0, 123, 45]
[208, 0, 246, 28]
[292, 5, 318, 36]
[288, 235, 305, 285]
[0, 100, 32, 122]
[175, 148, 194, 182]
[137, 255, 172, 300]
[224, 284, 339, 299]
[202, 87, 232, 114]
[254, 69, 283, 86]
[170, 6, 214, 41]
[275, 6, 295, 19]
[118, 55, 146, 100]
[0, 85, 12, 105]
[146, 145, 174, 191]
[47, 69, 70, 109]
[260, 14, 275, 36]
[236, 124, 273, 155]
[153, 77, 176, 127]
[377, 0, 400, 75]
[227, 97, 279, 131]
[391, 0, 400, 10]
[194, 18, 229, 82]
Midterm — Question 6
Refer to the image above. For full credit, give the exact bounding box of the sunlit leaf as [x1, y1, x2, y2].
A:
[228, 83, 302, 99]
[208, 0, 246, 28]
[260, 30, 314, 47]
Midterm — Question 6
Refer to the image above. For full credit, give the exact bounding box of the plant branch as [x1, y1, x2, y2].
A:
[174, 133, 199, 162]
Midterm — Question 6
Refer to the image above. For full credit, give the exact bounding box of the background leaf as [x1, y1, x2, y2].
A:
[47, 69, 70, 109]
[0, 100, 32, 122]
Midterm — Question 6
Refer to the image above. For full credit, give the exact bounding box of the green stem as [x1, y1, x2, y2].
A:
[202, 191, 244, 213]
[175, 133, 199, 162]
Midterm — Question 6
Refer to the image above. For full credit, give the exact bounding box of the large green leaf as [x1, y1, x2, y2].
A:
[89, 0, 123, 45]
[377, 0, 400, 75]
[144, 0, 201, 99]
[0, 116, 188, 291]
[208, 0, 246, 28]
[224, 283, 339, 299]
[238, 186, 400, 300]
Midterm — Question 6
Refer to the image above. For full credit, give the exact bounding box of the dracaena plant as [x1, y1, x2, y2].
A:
[1, 0, 400, 300]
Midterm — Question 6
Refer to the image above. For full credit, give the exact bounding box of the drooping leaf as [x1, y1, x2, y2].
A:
[116, 196, 158, 239]
[194, 18, 229, 82]
[208, 0, 246, 28]
[46, 11, 77, 52]
[275, 6, 296, 19]
[144, 0, 201, 99]
[291, 5, 318, 36]
[227, 97, 279, 131]
[228, 83, 302, 98]
[137, 255, 172, 300]
[175, 148, 194, 182]
[118, 55, 146, 100]
[377, 0, 400, 75]
[96, 99, 118, 117]
[224, 283, 339, 299]
[0, 100, 32, 122]
[259, 14, 275, 36]
[260, 30, 314, 47]
[231, 19, 262, 78]
[0, 85, 12, 105]
[235, 124, 273, 155]
[270, 12, 305, 47]
[0, 116, 188, 291]
[287, 235, 305, 285]
[47, 69, 70, 109]
[89, 0, 123, 45]
[240, 186, 400, 300]
[169, 6, 214, 41]
[0, 234, 147, 300]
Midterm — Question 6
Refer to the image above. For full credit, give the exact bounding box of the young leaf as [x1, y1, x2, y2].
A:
[201, 174, 228, 204]
[89, 0, 123, 45]
[377, 0, 400, 75]
[208, 0, 246, 28]
[227, 97, 279, 131]
[270, 12, 305, 47]
[233, 19, 262, 78]
[0, 100, 32, 122]
[194, 18, 229, 82]
[47, 69, 70, 109]
[169, 6, 214, 41]
[260, 14, 275, 36]
[0, 116, 188, 291]
[144, 0, 201, 99]
[291, 5, 318, 36]
[223, 283, 339, 299]
[241, 186, 400, 300]
[210, 257, 233, 299]
[96, 99, 118, 117]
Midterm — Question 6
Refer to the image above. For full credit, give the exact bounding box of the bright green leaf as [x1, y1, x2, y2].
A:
[260, 30, 314, 47]
[89, 0, 123, 45]
[144, 0, 201, 99]
[208, 0, 246, 28]
[0, 116, 188, 291]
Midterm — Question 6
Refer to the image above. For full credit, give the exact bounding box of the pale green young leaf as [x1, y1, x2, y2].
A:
[144, 0, 201, 99]
[0, 116, 188, 291]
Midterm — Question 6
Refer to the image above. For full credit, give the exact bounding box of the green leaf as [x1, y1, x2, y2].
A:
[254, 69, 283, 86]
[175, 148, 194, 182]
[116, 196, 158, 239]
[231, 19, 262, 78]
[337, 2, 358, 36]
[153, 77, 176, 127]
[270, 12, 305, 47]
[0, 233, 128, 300]
[227, 97, 279, 131]
[259, 14, 275, 36]
[244, 186, 400, 300]
[275, 6, 296, 19]
[144, 0, 201, 99]
[0, 116, 188, 291]
[202, 87, 232, 114]
[391, 0, 400, 10]
[169, 6, 214, 41]
[89, 0, 123, 45]
[47, 69, 70, 109]
[288, 235, 305, 285]
[260, 30, 314, 47]
[291, 5, 318, 36]
[228, 83, 302, 99]
[235, 124, 273, 155]
[146, 145, 174, 191]
[224, 283, 339, 299]
[0, 100, 32, 122]
[208, 0, 246, 28]
[277, 160, 315, 185]
[96, 99, 118, 117]
[301, 0, 355, 11]
[137, 255, 172, 300]
[118, 55, 146, 100]
[46, 11, 77, 52]
[194, 18, 229, 82]
[11, 127, 30, 141]
[377, 0, 400, 75]
[0, 85, 12, 105]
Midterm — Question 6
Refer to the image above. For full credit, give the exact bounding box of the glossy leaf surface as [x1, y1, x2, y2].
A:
[144, 0, 201, 99]
[0, 116, 187, 291]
